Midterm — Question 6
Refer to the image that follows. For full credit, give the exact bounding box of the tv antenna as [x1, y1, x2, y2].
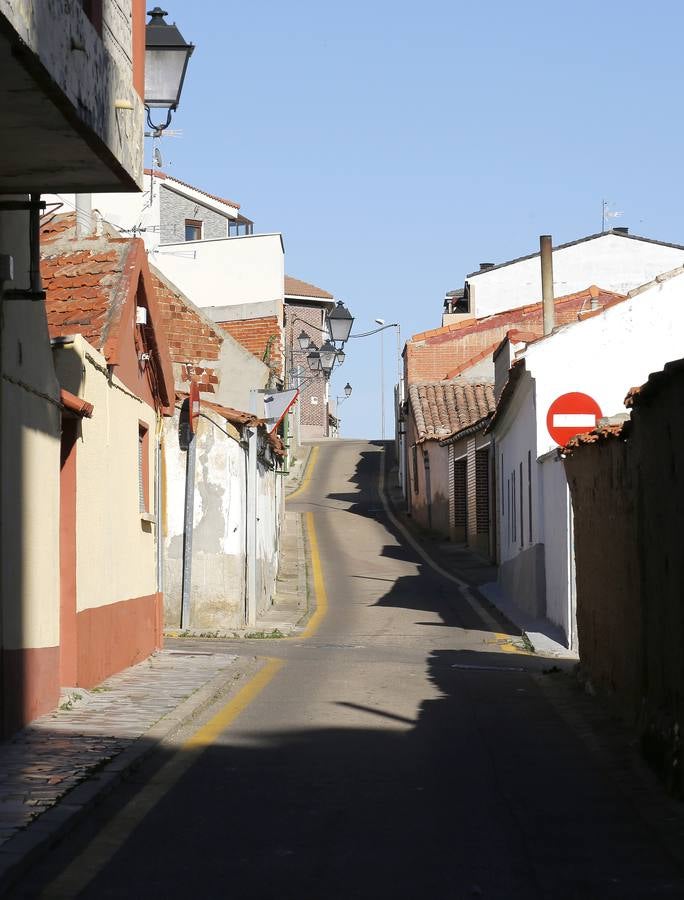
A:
[602, 199, 623, 233]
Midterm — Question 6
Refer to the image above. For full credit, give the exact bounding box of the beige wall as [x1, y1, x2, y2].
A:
[53, 336, 157, 611]
[1, 302, 61, 650]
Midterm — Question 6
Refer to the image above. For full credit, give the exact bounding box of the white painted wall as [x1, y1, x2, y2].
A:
[163, 407, 283, 630]
[468, 234, 684, 318]
[150, 234, 285, 311]
[493, 265, 684, 648]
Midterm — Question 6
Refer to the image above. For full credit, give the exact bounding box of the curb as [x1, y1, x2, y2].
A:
[284, 444, 313, 497]
[378, 450, 530, 648]
[0, 656, 256, 896]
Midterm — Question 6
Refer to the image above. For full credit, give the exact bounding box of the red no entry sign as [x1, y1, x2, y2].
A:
[547, 392, 602, 446]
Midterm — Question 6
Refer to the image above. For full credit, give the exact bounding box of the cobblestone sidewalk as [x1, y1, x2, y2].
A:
[0, 649, 238, 852]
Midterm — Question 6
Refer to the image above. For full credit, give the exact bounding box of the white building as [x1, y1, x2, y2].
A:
[487, 266, 684, 650]
[45, 170, 285, 321]
[443, 230, 684, 324]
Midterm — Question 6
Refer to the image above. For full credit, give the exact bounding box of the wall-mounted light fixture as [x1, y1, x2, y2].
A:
[145, 7, 195, 135]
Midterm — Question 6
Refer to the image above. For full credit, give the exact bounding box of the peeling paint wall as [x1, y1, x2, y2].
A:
[163, 408, 283, 630]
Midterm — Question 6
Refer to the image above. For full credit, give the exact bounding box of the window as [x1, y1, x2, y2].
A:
[512, 470, 516, 543]
[412, 445, 419, 494]
[138, 423, 149, 514]
[454, 458, 467, 529]
[528, 451, 533, 543]
[185, 219, 203, 242]
[519, 461, 524, 547]
[476, 449, 490, 535]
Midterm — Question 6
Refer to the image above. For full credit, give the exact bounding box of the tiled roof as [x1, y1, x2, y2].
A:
[406, 287, 625, 385]
[197, 398, 285, 459]
[411, 286, 625, 343]
[145, 169, 240, 210]
[562, 422, 630, 454]
[284, 275, 334, 300]
[409, 381, 495, 443]
[42, 214, 139, 359]
[41, 213, 175, 411]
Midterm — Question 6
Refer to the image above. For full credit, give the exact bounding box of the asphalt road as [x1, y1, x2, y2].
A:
[14, 441, 684, 898]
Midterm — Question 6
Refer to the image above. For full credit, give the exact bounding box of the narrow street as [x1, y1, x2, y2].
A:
[14, 441, 684, 899]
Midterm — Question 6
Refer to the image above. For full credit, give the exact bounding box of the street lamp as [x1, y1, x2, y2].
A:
[327, 300, 354, 345]
[318, 340, 337, 375]
[297, 330, 311, 351]
[335, 348, 346, 365]
[307, 349, 322, 372]
[344, 382, 352, 398]
[144, 7, 195, 135]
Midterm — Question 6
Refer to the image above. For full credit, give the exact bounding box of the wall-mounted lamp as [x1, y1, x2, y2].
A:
[144, 7, 195, 135]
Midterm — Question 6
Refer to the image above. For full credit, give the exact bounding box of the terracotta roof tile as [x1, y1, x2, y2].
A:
[145, 169, 240, 210]
[562, 422, 630, 454]
[284, 275, 334, 300]
[409, 381, 495, 442]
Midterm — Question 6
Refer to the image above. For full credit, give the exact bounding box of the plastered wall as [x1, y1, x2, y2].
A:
[53, 337, 157, 611]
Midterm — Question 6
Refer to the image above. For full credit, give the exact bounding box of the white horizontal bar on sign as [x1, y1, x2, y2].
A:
[552, 414, 596, 427]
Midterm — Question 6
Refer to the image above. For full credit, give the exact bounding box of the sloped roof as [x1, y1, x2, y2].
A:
[41, 213, 174, 411]
[411, 286, 625, 344]
[145, 169, 240, 210]
[409, 381, 495, 443]
[465, 229, 684, 279]
[284, 275, 334, 300]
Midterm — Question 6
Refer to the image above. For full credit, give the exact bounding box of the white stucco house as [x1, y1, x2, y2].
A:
[443, 229, 684, 325]
[486, 266, 684, 650]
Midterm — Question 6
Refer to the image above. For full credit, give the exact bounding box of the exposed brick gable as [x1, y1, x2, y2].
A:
[220, 316, 282, 377]
[153, 273, 223, 394]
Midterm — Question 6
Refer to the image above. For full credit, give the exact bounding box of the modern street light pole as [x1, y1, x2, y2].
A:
[375, 318, 386, 441]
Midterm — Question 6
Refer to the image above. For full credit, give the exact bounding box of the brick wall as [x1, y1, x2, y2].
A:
[565, 362, 684, 795]
[284, 302, 329, 436]
[219, 315, 282, 378]
[154, 274, 222, 393]
[160, 185, 228, 244]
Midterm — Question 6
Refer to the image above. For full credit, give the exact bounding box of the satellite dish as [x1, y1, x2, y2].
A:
[153, 147, 163, 168]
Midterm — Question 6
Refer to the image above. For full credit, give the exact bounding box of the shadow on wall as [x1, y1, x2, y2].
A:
[1, 300, 63, 737]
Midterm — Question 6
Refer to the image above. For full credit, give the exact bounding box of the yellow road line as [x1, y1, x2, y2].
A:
[41, 658, 283, 899]
[300, 511, 328, 639]
[286, 444, 319, 500]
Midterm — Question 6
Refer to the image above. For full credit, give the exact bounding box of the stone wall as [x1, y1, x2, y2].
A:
[160, 186, 229, 245]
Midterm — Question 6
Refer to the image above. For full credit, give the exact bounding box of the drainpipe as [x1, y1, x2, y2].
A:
[540, 234, 555, 335]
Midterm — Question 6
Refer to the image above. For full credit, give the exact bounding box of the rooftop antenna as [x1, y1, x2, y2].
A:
[602, 199, 623, 233]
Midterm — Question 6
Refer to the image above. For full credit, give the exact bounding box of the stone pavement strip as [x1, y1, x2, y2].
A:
[0, 648, 245, 893]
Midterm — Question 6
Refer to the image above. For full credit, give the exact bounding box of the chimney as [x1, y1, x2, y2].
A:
[540, 235, 554, 335]
[75, 193, 93, 238]
[479, 262, 495, 271]
[613, 226, 629, 235]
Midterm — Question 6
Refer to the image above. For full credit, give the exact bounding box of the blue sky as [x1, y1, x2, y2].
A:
[165, 0, 684, 438]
